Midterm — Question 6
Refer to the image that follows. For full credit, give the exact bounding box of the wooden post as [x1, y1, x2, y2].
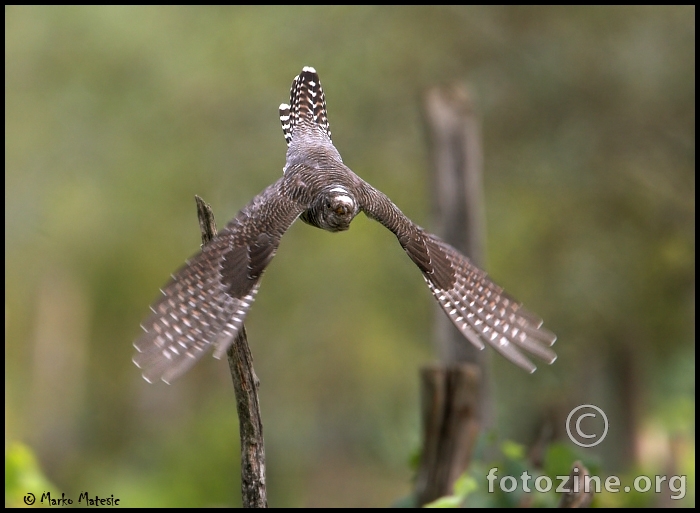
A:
[424, 85, 487, 365]
[415, 85, 489, 505]
[414, 365, 481, 505]
[558, 461, 594, 508]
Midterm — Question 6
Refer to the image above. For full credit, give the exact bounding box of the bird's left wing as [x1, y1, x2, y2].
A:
[358, 181, 556, 373]
[133, 178, 306, 384]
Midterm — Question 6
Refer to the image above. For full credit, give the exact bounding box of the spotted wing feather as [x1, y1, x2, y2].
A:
[424, 236, 556, 372]
[359, 182, 556, 372]
[133, 180, 304, 383]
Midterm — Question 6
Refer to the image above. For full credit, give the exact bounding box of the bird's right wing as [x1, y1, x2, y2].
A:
[358, 182, 556, 373]
[133, 178, 306, 384]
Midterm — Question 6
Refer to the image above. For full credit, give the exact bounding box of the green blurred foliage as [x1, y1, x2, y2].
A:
[5, 5, 694, 507]
[422, 435, 694, 507]
[5, 442, 59, 507]
[425, 473, 479, 507]
[417, 439, 564, 508]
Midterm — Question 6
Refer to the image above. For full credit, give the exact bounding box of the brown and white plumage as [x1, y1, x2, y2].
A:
[134, 66, 556, 383]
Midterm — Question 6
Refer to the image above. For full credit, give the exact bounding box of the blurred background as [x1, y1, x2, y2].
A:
[5, 6, 694, 507]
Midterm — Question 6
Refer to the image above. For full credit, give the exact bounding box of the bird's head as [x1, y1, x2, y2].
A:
[301, 185, 359, 232]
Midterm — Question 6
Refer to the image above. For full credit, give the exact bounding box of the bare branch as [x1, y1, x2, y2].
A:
[195, 195, 267, 508]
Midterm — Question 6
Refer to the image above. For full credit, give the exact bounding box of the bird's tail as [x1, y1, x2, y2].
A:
[279, 66, 332, 146]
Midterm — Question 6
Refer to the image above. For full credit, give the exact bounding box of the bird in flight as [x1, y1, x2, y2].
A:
[134, 67, 556, 384]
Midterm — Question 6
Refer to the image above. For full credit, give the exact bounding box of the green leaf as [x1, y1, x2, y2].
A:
[5, 442, 58, 507]
[501, 440, 526, 461]
[453, 473, 478, 498]
[424, 495, 463, 508]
